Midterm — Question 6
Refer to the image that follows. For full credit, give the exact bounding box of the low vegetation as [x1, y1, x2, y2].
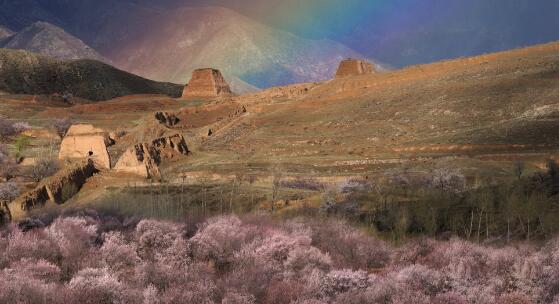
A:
[1, 211, 559, 303]
[323, 161, 559, 243]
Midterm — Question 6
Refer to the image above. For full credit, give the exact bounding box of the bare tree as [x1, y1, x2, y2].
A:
[0, 145, 17, 181]
[430, 167, 466, 193]
[0, 117, 29, 141]
[50, 118, 73, 139]
[271, 166, 283, 213]
[0, 116, 15, 141]
[513, 161, 525, 180]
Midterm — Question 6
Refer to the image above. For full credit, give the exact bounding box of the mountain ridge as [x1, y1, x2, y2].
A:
[0, 21, 108, 62]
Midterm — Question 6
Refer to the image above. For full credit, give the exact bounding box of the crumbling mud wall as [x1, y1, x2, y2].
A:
[45, 160, 96, 204]
[10, 185, 50, 212]
[335, 59, 375, 78]
[10, 160, 96, 213]
[59, 124, 112, 169]
[182, 68, 232, 98]
[115, 134, 189, 179]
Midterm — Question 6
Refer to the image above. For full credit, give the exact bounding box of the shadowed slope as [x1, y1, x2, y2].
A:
[0, 49, 182, 101]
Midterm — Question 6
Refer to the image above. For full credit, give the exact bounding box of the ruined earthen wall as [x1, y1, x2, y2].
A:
[114, 144, 160, 178]
[10, 160, 96, 212]
[115, 134, 189, 179]
[11, 186, 50, 211]
[45, 160, 96, 204]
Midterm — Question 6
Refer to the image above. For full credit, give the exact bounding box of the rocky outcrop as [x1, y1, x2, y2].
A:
[155, 112, 180, 127]
[10, 160, 96, 212]
[115, 134, 189, 179]
[335, 59, 375, 78]
[59, 124, 112, 169]
[182, 68, 232, 98]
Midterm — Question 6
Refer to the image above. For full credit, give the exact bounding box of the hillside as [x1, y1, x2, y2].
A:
[0, 49, 182, 101]
[156, 41, 559, 178]
[1, 41, 556, 180]
[0, 21, 107, 62]
[108, 6, 367, 89]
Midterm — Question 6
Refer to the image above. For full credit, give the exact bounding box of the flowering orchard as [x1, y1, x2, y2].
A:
[0, 212, 557, 303]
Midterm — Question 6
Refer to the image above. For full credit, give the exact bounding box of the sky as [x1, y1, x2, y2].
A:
[174, 0, 559, 66]
[2, 0, 559, 67]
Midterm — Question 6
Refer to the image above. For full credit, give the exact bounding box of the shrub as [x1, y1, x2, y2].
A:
[12, 122, 30, 135]
[0, 144, 17, 181]
[0, 116, 15, 141]
[430, 167, 466, 193]
[0, 182, 19, 202]
[14, 135, 30, 162]
[0, 117, 29, 140]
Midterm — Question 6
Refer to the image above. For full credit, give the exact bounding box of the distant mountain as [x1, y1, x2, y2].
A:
[0, 26, 14, 40]
[0, 49, 182, 101]
[0, 21, 107, 62]
[0, 4, 369, 89]
[103, 7, 366, 89]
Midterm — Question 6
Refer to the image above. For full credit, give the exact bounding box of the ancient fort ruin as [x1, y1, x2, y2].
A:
[182, 68, 232, 98]
[335, 59, 375, 78]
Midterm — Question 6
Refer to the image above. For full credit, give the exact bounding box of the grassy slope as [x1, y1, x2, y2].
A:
[0, 48, 182, 101]
[177, 42, 559, 173]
